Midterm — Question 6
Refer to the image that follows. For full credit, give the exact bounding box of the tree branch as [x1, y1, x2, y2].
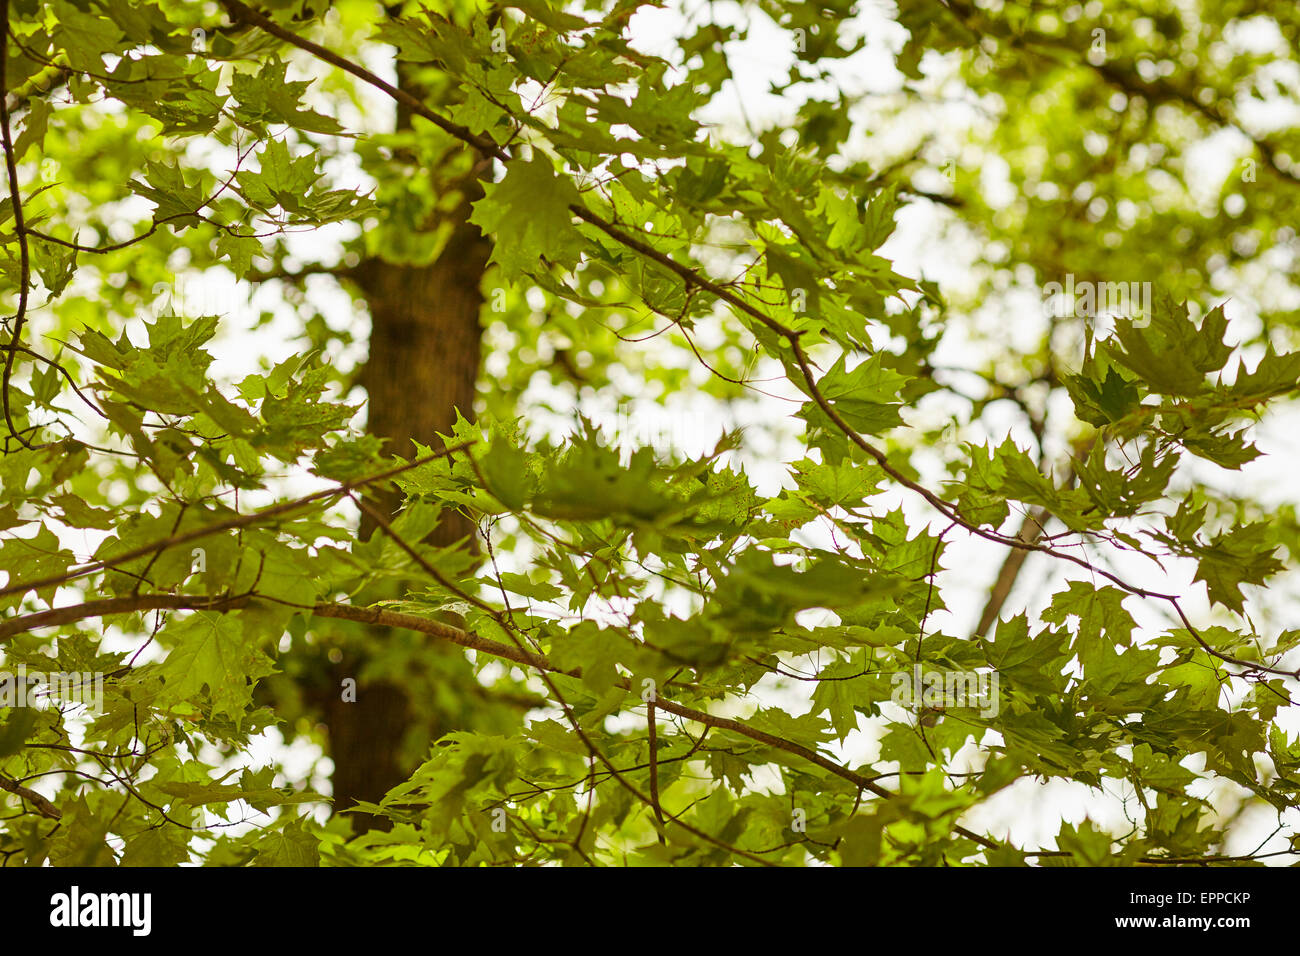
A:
[973, 505, 1051, 639]
[0, 588, 997, 851]
[0, 440, 475, 601]
[0, 0, 37, 450]
[0, 774, 62, 819]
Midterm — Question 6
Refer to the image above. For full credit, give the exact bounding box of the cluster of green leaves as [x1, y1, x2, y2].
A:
[1, 0, 1299, 867]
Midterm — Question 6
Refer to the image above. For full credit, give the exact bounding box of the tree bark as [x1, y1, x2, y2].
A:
[306, 11, 495, 826]
[324, 198, 490, 825]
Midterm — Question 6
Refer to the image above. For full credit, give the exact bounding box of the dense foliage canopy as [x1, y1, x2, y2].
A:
[2, 0, 1300, 866]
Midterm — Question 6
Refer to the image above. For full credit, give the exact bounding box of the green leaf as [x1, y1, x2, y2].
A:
[155, 613, 277, 723]
[469, 155, 583, 280]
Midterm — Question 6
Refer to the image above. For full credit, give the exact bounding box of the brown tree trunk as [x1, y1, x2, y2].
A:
[324, 203, 490, 824]
[354, 221, 488, 529]
[310, 11, 495, 826]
